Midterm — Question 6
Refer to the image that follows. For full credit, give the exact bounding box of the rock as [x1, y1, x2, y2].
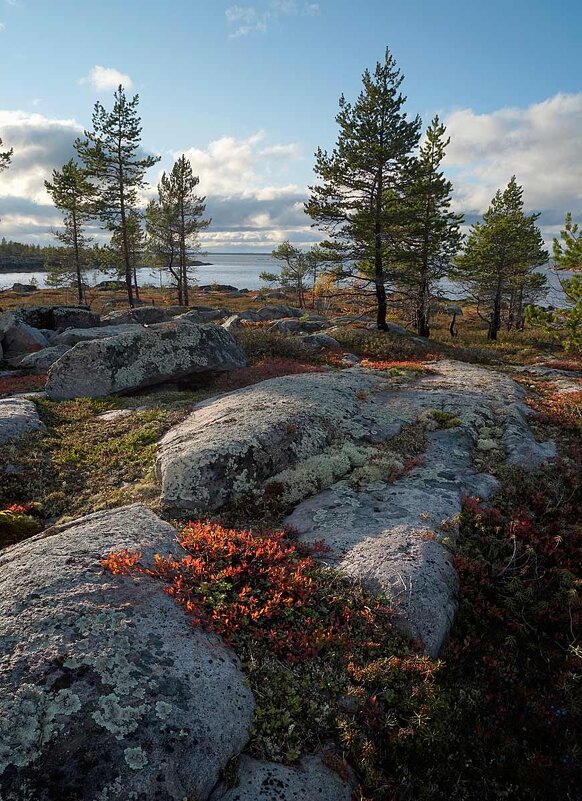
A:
[300, 333, 341, 350]
[177, 308, 230, 324]
[158, 360, 555, 655]
[17, 345, 70, 372]
[212, 755, 353, 801]
[96, 409, 135, 422]
[101, 307, 176, 326]
[340, 353, 360, 366]
[11, 282, 37, 293]
[53, 307, 100, 331]
[199, 284, 238, 292]
[46, 321, 248, 400]
[157, 369, 397, 515]
[0, 397, 45, 444]
[222, 314, 243, 332]
[270, 318, 303, 334]
[0, 312, 49, 363]
[95, 279, 127, 291]
[53, 324, 143, 347]
[0, 504, 254, 801]
[15, 305, 96, 331]
[240, 305, 303, 322]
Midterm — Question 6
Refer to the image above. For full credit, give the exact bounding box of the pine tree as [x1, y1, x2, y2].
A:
[261, 241, 311, 308]
[527, 213, 582, 349]
[306, 48, 421, 329]
[396, 116, 463, 337]
[0, 137, 12, 174]
[75, 85, 159, 307]
[145, 156, 209, 305]
[104, 211, 146, 300]
[453, 177, 548, 340]
[45, 159, 97, 304]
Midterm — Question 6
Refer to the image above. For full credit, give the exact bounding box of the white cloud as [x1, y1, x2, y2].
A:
[225, 0, 321, 37]
[79, 65, 134, 92]
[443, 92, 582, 230]
[0, 22, 5, 32]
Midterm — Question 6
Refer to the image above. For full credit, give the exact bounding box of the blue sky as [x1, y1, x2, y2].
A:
[1, 0, 581, 250]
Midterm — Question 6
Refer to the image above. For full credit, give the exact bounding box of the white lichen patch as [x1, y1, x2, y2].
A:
[124, 746, 149, 770]
[265, 442, 375, 505]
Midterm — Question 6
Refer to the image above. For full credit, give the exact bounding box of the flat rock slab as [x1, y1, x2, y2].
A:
[158, 360, 555, 655]
[52, 324, 143, 347]
[157, 369, 399, 514]
[0, 397, 45, 444]
[212, 756, 353, 801]
[18, 345, 70, 372]
[0, 504, 254, 801]
[46, 321, 248, 400]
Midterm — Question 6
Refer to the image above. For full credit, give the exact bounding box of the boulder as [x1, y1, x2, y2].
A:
[199, 284, 239, 293]
[53, 307, 100, 331]
[53, 324, 144, 347]
[17, 345, 70, 372]
[0, 397, 45, 444]
[240, 306, 303, 322]
[178, 308, 230, 323]
[212, 755, 353, 801]
[157, 360, 556, 655]
[11, 282, 37, 293]
[15, 305, 95, 331]
[269, 318, 303, 334]
[0, 312, 49, 363]
[101, 307, 175, 326]
[46, 321, 247, 400]
[0, 504, 254, 801]
[95, 279, 127, 291]
[300, 333, 341, 350]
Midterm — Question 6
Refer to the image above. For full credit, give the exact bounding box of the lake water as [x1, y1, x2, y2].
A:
[0, 252, 573, 308]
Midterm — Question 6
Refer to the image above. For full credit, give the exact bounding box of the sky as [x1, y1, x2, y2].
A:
[1, 0, 581, 252]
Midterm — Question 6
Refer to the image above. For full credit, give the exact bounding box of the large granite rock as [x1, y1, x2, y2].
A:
[100, 307, 186, 326]
[11, 305, 98, 332]
[211, 755, 353, 801]
[157, 361, 555, 655]
[0, 311, 49, 363]
[18, 345, 70, 372]
[0, 397, 45, 444]
[0, 504, 255, 801]
[52, 324, 142, 347]
[178, 308, 231, 323]
[239, 306, 303, 322]
[46, 320, 248, 400]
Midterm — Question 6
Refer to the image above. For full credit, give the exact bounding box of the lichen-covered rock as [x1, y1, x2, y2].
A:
[158, 360, 555, 656]
[18, 345, 70, 372]
[178, 308, 230, 323]
[52, 324, 144, 347]
[300, 333, 341, 350]
[0, 397, 45, 444]
[0, 504, 254, 801]
[101, 307, 181, 326]
[46, 321, 247, 400]
[52, 307, 100, 331]
[222, 314, 243, 332]
[211, 755, 353, 801]
[239, 305, 303, 322]
[156, 369, 397, 515]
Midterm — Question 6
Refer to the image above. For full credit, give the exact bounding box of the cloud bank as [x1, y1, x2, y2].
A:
[1, 92, 581, 250]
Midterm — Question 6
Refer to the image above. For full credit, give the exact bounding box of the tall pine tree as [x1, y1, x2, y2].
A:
[145, 155, 209, 305]
[396, 116, 463, 337]
[45, 159, 97, 304]
[0, 137, 12, 174]
[75, 85, 159, 307]
[454, 177, 548, 340]
[306, 48, 421, 329]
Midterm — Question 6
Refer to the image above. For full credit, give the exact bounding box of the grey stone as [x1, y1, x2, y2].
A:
[212, 755, 353, 801]
[269, 318, 303, 334]
[0, 312, 49, 362]
[52, 324, 140, 347]
[0, 397, 45, 444]
[0, 504, 254, 801]
[239, 305, 303, 322]
[18, 345, 70, 372]
[101, 307, 182, 326]
[53, 307, 100, 331]
[340, 353, 360, 366]
[158, 360, 555, 656]
[177, 308, 230, 324]
[300, 333, 341, 350]
[46, 321, 248, 400]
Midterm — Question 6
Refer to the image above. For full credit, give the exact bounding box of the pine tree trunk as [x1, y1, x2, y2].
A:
[133, 263, 140, 301]
[374, 166, 387, 330]
[488, 287, 502, 341]
[119, 199, 134, 308]
[72, 210, 83, 306]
